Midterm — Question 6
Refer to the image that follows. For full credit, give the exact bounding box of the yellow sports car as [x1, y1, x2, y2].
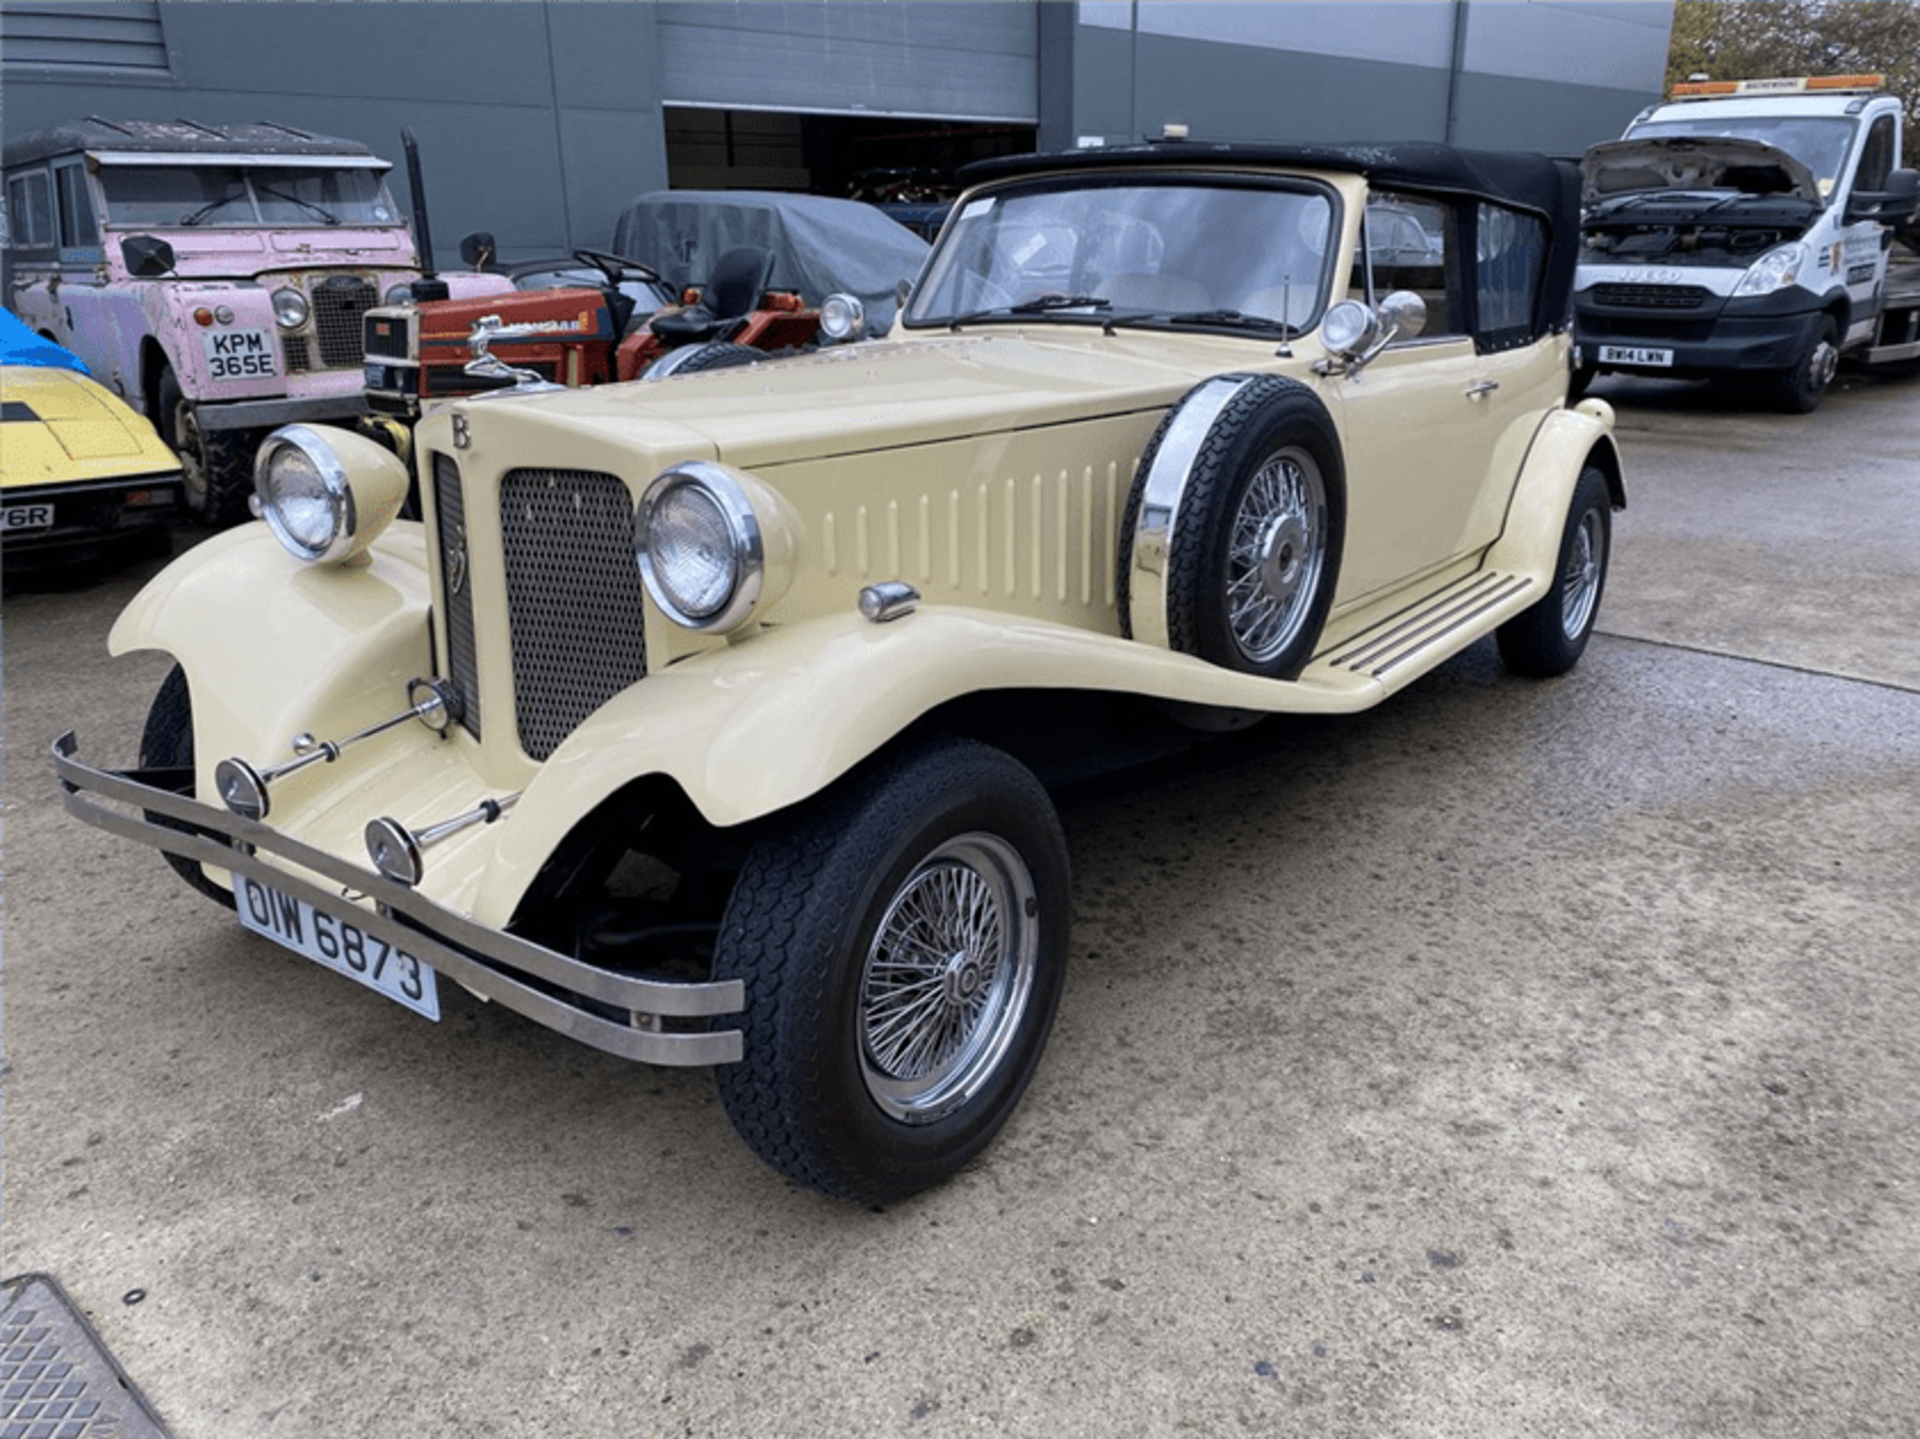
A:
[2, 316, 181, 568]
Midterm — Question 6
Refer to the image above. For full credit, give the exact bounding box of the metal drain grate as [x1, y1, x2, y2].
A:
[1, 1273, 171, 1438]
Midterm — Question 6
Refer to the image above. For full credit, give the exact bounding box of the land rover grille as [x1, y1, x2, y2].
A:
[311, 276, 379, 368]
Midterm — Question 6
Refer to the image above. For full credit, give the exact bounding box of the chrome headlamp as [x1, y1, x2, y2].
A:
[254, 424, 410, 565]
[272, 286, 309, 329]
[818, 292, 867, 343]
[384, 282, 414, 307]
[636, 461, 799, 632]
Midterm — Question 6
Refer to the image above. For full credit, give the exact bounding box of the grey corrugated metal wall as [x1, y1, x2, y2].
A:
[3, 1, 1672, 273]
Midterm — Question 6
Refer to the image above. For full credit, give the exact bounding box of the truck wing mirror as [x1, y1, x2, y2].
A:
[1846, 168, 1918, 226]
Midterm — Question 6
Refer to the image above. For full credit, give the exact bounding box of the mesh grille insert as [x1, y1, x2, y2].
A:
[312, 275, 378, 368]
[500, 468, 647, 760]
[433, 454, 482, 740]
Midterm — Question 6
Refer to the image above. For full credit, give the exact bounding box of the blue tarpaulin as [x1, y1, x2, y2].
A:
[1, 308, 89, 374]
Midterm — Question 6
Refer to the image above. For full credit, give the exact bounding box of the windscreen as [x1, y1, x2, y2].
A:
[99, 163, 401, 227]
[907, 177, 1336, 332]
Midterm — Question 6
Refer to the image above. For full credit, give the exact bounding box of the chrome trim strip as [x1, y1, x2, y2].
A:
[1126, 375, 1260, 651]
[52, 733, 744, 1067]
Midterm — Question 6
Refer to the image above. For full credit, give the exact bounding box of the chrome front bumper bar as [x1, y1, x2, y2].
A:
[52, 732, 744, 1066]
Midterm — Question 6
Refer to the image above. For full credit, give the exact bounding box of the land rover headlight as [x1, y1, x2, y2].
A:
[385, 282, 414, 306]
[272, 286, 309, 329]
[637, 461, 798, 631]
[253, 424, 410, 565]
[1732, 243, 1807, 299]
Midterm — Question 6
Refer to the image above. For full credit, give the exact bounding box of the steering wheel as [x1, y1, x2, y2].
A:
[572, 248, 662, 286]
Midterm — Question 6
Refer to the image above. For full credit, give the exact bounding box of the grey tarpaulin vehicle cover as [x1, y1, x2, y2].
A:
[611, 190, 931, 334]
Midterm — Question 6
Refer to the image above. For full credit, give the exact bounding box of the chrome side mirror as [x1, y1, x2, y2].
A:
[1314, 290, 1428, 377]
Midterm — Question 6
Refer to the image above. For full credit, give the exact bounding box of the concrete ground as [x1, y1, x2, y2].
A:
[3, 362, 1918, 1438]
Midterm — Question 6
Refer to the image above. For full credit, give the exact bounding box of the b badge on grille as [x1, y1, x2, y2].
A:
[446, 522, 469, 597]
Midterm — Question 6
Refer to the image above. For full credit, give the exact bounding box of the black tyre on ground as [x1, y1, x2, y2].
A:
[1119, 376, 1345, 681]
[157, 365, 255, 526]
[1496, 464, 1612, 678]
[140, 665, 235, 907]
[713, 738, 1071, 1203]
[1771, 314, 1840, 415]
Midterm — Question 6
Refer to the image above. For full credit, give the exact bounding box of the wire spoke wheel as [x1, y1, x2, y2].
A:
[859, 834, 1038, 1123]
[1224, 446, 1326, 666]
[1559, 503, 1605, 640]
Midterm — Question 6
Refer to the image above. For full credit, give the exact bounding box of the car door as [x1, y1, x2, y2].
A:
[1328, 192, 1548, 604]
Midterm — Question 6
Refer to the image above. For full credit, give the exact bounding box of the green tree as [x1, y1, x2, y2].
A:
[1666, 0, 1918, 153]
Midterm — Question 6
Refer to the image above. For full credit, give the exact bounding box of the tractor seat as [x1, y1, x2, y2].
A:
[649, 246, 777, 344]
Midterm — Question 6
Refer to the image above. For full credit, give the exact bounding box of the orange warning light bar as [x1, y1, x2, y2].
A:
[1671, 74, 1884, 99]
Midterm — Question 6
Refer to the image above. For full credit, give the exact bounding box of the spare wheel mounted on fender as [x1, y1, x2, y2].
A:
[1120, 374, 1346, 680]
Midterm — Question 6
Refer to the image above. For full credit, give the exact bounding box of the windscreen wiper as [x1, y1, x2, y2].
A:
[255, 185, 340, 225]
[948, 294, 1110, 330]
[179, 189, 247, 226]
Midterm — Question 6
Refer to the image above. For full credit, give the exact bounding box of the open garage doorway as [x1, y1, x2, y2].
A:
[664, 107, 1034, 236]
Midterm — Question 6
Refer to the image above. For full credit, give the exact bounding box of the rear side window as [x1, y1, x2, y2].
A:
[1475, 202, 1548, 349]
[5, 170, 54, 249]
[55, 164, 99, 248]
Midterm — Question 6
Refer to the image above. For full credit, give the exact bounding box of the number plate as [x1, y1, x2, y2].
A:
[2, 503, 55, 533]
[1598, 344, 1674, 368]
[204, 328, 278, 379]
[236, 875, 440, 1021]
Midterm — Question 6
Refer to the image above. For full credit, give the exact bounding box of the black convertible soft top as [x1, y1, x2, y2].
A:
[959, 139, 1584, 339]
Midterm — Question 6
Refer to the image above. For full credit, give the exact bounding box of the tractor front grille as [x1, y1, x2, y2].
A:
[363, 309, 414, 360]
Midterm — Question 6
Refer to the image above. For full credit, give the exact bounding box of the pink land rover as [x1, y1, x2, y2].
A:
[4, 118, 508, 523]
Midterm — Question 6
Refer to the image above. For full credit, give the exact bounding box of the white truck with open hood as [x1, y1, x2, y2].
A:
[1572, 76, 1920, 412]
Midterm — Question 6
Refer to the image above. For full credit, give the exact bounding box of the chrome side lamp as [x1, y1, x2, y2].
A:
[365, 793, 520, 887]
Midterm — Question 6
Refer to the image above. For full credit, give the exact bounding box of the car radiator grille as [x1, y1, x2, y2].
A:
[433, 454, 483, 740]
[1591, 283, 1711, 310]
[312, 276, 378, 368]
[499, 467, 648, 761]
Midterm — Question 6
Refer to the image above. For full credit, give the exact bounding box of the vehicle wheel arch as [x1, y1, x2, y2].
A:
[138, 337, 172, 423]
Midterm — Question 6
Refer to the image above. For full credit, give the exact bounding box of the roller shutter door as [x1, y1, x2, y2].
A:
[656, 1, 1037, 122]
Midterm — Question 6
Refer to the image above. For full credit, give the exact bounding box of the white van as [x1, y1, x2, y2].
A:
[1572, 76, 1919, 412]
